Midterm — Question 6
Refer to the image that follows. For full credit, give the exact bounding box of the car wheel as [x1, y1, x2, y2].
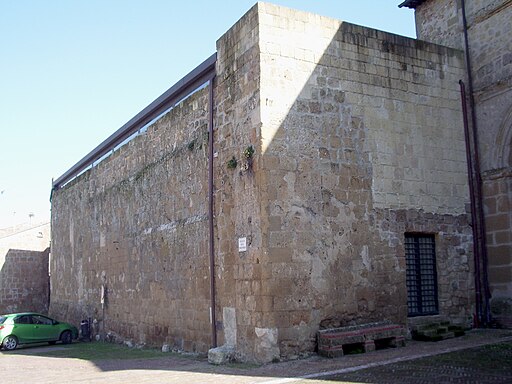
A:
[2, 335, 18, 350]
[60, 330, 72, 345]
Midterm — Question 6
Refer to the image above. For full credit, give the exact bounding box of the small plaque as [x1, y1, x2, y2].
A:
[238, 237, 247, 252]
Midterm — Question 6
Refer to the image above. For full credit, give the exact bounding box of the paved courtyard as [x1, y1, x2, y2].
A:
[0, 329, 511, 383]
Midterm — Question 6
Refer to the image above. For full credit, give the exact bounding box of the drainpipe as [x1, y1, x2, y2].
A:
[459, 80, 482, 326]
[208, 74, 217, 348]
[460, 0, 491, 326]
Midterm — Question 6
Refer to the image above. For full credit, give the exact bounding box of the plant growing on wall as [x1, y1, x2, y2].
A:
[243, 145, 254, 159]
[242, 145, 255, 172]
[227, 156, 238, 169]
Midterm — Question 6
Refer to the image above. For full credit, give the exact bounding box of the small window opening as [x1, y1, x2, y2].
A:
[405, 233, 439, 316]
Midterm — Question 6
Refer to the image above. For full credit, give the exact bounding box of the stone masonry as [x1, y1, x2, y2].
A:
[51, 3, 474, 362]
[50, 89, 212, 352]
[0, 222, 51, 314]
[0, 248, 50, 314]
[412, 0, 512, 327]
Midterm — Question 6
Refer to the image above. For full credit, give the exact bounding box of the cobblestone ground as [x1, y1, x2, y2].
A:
[295, 341, 512, 384]
[0, 330, 511, 383]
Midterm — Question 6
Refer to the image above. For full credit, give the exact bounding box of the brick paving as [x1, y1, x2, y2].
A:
[0, 329, 511, 383]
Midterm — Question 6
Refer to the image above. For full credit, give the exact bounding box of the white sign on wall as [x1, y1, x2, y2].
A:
[238, 237, 247, 252]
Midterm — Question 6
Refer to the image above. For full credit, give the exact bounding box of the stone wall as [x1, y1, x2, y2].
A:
[468, 3, 512, 326]
[483, 171, 512, 327]
[414, 0, 463, 49]
[414, 0, 512, 327]
[0, 222, 50, 314]
[0, 222, 50, 266]
[251, 3, 472, 360]
[0, 248, 49, 314]
[50, 88, 212, 351]
[51, 2, 475, 362]
[194, 2, 472, 362]
[213, 5, 265, 359]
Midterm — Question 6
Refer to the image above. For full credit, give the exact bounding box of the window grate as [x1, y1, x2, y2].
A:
[405, 234, 439, 316]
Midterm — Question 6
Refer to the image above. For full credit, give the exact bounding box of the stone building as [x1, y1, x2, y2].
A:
[0, 222, 51, 314]
[400, 0, 512, 329]
[50, 3, 475, 362]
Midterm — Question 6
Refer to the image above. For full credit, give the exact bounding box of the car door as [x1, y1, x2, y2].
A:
[12, 315, 35, 343]
[31, 315, 60, 341]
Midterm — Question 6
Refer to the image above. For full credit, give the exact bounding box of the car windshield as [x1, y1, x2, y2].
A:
[0, 316, 6, 324]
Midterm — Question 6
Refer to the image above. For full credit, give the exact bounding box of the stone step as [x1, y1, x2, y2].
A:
[447, 325, 465, 337]
[409, 318, 466, 342]
[419, 329, 439, 338]
[412, 323, 440, 332]
[412, 330, 455, 341]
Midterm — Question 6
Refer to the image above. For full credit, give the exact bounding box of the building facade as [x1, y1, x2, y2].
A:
[50, 3, 475, 362]
[0, 222, 50, 314]
[401, 0, 512, 329]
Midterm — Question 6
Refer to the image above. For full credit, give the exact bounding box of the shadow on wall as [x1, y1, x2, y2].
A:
[0, 248, 50, 314]
[47, 3, 474, 364]
[237, 4, 471, 360]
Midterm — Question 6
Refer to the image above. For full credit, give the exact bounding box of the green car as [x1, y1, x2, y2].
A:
[0, 312, 78, 350]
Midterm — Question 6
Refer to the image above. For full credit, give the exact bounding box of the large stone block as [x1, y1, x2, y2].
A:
[208, 345, 235, 365]
[254, 327, 279, 363]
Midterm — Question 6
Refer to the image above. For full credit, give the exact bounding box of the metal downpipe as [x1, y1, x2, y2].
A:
[460, 80, 483, 326]
[208, 75, 217, 348]
[461, 0, 491, 326]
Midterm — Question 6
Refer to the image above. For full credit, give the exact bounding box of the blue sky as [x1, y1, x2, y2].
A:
[0, 1, 415, 229]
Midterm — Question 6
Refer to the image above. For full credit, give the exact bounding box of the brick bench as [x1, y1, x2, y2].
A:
[317, 321, 405, 358]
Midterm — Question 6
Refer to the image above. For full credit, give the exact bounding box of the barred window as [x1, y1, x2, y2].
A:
[405, 234, 439, 316]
